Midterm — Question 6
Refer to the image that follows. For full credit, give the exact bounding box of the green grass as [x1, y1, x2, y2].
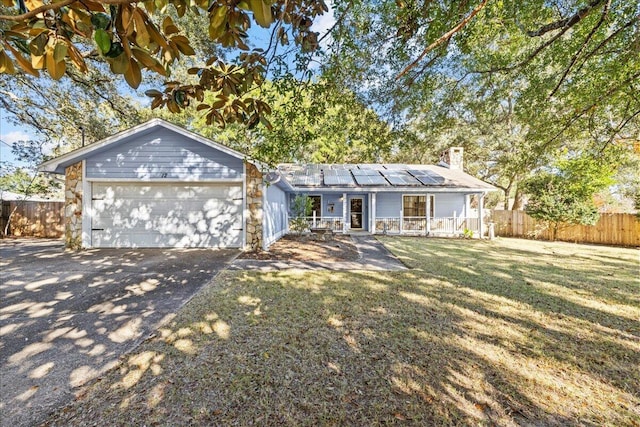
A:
[44, 237, 640, 426]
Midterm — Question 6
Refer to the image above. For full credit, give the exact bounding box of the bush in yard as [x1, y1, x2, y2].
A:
[523, 155, 614, 240]
[290, 194, 313, 235]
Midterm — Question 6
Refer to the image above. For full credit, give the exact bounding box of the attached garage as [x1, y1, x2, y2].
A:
[91, 183, 243, 248]
[39, 119, 264, 250]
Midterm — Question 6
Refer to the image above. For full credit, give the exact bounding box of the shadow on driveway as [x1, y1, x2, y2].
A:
[0, 238, 238, 427]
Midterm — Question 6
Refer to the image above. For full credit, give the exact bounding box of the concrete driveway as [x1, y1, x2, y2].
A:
[0, 239, 238, 427]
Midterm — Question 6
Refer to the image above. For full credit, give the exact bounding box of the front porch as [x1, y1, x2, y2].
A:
[286, 191, 487, 238]
[291, 215, 483, 237]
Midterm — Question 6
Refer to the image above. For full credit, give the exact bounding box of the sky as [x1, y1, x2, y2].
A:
[0, 113, 31, 169]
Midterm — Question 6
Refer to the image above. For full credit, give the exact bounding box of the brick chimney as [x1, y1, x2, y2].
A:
[439, 147, 464, 170]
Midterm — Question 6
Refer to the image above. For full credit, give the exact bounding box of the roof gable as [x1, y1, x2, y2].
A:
[39, 119, 248, 174]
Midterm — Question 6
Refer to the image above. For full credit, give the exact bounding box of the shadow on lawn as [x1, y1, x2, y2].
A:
[40, 237, 640, 426]
[0, 239, 236, 427]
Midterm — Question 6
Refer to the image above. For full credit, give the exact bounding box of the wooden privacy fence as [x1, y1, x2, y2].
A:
[1, 200, 64, 238]
[490, 210, 640, 247]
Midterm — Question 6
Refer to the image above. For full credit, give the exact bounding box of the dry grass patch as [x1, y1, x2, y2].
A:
[43, 238, 640, 426]
[239, 234, 359, 262]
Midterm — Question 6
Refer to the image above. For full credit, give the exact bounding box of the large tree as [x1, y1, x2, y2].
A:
[523, 153, 616, 239]
[2, 0, 638, 138]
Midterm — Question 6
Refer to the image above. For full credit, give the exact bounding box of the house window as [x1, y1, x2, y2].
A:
[403, 195, 426, 217]
[309, 195, 321, 216]
[402, 195, 435, 217]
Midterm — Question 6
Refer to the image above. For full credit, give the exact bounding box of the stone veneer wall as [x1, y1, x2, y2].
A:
[64, 162, 83, 249]
[245, 162, 263, 251]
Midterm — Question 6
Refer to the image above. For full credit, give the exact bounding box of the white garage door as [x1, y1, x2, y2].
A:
[91, 183, 243, 248]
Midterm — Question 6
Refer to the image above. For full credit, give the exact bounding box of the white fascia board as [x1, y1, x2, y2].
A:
[285, 187, 496, 193]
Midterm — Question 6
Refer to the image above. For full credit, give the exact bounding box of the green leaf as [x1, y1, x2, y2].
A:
[53, 42, 67, 63]
[145, 89, 163, 97]
[94, 29, 111, 55]
[249, 0, 273, 28]
[90, 13, 111, 30]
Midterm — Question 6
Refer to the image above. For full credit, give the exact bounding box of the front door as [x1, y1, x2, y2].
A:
[350, 197, 363, 229]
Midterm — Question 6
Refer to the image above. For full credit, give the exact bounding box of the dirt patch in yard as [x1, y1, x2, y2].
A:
[240, 234, 360, 262]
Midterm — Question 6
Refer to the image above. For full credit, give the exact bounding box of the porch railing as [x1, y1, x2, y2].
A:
[290, 216, 343, 231]
[286, 215, 481, 235]
[376, 216, 480, 235]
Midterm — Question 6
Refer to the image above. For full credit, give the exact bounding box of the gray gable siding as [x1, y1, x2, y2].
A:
[85, 128, 243, 180]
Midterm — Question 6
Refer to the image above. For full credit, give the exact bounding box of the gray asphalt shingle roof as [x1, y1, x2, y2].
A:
[277, 163, 496, 191]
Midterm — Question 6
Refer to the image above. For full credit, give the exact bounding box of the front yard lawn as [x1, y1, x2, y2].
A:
[45, 237, 640, 426]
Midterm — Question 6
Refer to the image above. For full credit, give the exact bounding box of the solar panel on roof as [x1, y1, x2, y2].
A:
[408, 169, 447, 185]
[323, 169, 355, 186]
[291, 170, 322, 186]
[351, 168, 380, 176]
[357, 164, 385, 170]
[353, 174, 389, 186]
[380, 170, 422, 186]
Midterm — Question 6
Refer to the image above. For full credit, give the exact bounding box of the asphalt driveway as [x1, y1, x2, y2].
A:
[0, 239, 238, 427]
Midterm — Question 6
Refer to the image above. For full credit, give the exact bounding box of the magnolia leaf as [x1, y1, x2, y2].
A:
[45, 52, 66, 80]
[53, 42, 68, 63]
[24, 0, 44, 12]
[171, 35, 195, 56]
[31, 54, 45, 69]
[131, 47, 166, 75]
[106, 42, 124, 58]
[162, 16, 180, 35]
[166, 98, 180, 113]
[90, 12, 111, 30]
[124, 58, 142, 88]
[3, 42, 39, 76]
[145, 89, 162, 97]
[94, 29, 111, 55]
[249, 0, 273, 28]
[66, 44, 88, 72]
[133, 9, 151, 47]
[29, 33, 48, 56]
[109, 52, 129, 74]
[0, 50, 16, 74]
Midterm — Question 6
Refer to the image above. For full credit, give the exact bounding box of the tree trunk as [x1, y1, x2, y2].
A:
[512, 185, 524, 210]
[503, 185, 511, 210]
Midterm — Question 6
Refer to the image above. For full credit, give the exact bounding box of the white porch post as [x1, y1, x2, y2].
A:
[371, 193, 377, 235]
[424, 194, 431, 236]
[399, 209, 403, 234]
[426, 194, 431, 235]
[342, 193, 347, 233]
[478, 192, 484, 238]
[465, 194, 471, 220]
[453, 210, 457, 234]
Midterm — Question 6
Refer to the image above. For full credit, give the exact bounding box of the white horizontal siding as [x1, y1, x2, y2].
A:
[263, 184, 288, 247]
